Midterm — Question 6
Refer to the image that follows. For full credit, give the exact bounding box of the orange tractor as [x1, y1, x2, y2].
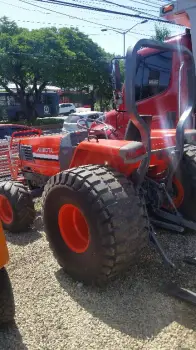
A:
[0, 220, 15, 325]
[1, 1, 196, 303]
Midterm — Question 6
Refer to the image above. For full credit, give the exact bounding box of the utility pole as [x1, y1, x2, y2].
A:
[101, 20, 148, 56]
[123, 20, 148, 56]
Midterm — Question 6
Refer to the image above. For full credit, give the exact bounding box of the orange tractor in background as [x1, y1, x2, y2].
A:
[1, 1, 196, 303]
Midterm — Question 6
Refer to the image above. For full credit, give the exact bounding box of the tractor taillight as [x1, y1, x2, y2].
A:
[162, 3, 174, 14]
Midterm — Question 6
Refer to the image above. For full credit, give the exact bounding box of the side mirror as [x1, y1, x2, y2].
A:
[112, 59, 122, 90]
[110, 54, 142, 112]
[111, 57, 125, 110]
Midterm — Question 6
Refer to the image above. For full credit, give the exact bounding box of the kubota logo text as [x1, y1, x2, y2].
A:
[37, 147, 54, 153]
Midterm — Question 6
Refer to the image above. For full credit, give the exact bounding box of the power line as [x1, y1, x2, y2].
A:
[77, 0, 160, 8]
[66, 0, 160, 17]
[69, 0, 159, 15]
[0, 0, 49, 14]
[15, 19, 154, 33]
[34, 0, 158, 18]
[127, 0, 160, 7]
[16, 19, 154, 36]
[18, 0, 183, 40]
[0, 0, 143, 22]
[19, 0, 128, 32]
[95, 0, 159, 11]
[30, 0, 183, 25]
[15, 19, 112, 29]
[60, 0, 163, 22]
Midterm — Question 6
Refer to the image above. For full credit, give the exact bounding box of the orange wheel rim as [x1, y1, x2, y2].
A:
[58, 204, 90, 253]
[163, 176, 184, 210]
[0, 195, 13, 225]
[172, 176, 184, 208]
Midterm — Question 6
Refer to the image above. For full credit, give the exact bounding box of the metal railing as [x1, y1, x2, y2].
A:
[0, 139, 18, 180]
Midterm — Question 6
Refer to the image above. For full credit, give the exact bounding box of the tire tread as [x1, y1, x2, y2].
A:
[0, 181, 35, 232]
[42, 165, 149, 285]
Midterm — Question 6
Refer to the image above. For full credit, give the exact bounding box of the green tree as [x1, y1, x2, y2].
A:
[56, 27, 113, 110]
[152, 24, 171, 42]
[0, 17, 112, 120]
[0, 18, 74, 120]
[0, 16, 20, 35]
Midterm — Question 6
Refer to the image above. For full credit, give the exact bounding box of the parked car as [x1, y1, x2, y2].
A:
[59, 103, 76, 115]
[62, 111, 104, 133]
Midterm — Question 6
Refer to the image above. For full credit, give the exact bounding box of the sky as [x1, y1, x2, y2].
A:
[0, 0, 185, 56]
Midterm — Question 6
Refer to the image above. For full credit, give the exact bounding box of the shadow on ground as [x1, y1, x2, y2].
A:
[5, 216, 43, 246]
[5, 229, 42, 246]
[0, 321, 28, 350]
[56, 231, 196, 340]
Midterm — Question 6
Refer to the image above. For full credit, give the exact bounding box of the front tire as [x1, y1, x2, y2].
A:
[0, 181, 35, 232]
[42, 165, 149, 285]
[0, 268, 15, 325]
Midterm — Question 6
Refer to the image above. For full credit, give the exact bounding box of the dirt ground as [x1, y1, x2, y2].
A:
[1, 209, 196, 350]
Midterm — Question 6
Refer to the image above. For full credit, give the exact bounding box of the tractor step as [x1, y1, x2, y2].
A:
[162, 257, 196, 305]
[150, 227, 175, 268]
[154, 209, 196, 232]
[150, 218, 184, 233]
[163, 283, 196, 305]
[183, 256, 196, 267]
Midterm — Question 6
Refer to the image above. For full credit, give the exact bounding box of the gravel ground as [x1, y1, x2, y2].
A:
[1, 202, 196, 350]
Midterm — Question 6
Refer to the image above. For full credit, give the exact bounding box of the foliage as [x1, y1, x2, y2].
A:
[0, 16, 20, 36]
[0, 17, 112, 120]
[0, 105, 8, 120]
[151, 24, 171, 42]
[55, 27, 113, 110]
[94, 100, 113, 112]
[0, 118, 63, 126]
[33, 118, 64, 126]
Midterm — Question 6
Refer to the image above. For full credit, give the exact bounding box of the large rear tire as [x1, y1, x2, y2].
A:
[0, 268, 15, 325]
[42, 165, 149, 285]
[0, 181, 35, 232]
[176, 145, 196, 221]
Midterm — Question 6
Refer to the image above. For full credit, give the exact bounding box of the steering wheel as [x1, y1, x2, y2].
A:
[89, 118, 113, 132]
[77, 118, 90, 130]
[77, 117, 117, 139]
[77, 117, 104, 130]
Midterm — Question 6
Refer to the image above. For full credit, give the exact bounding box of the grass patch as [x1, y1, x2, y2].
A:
[0, 118, 63, 126]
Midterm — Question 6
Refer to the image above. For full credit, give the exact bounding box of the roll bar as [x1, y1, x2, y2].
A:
[125, 38, 195, 186]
